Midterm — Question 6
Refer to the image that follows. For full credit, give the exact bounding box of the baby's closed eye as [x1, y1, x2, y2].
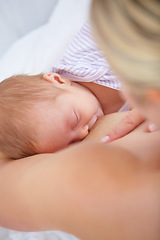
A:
[71, 110, 79, 129]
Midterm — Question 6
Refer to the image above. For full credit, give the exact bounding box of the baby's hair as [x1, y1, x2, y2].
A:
[0, 74, 65, 159]
[91, 0, 160, 90]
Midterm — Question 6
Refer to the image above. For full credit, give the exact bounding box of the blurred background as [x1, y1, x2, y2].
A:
[0, 0, 58, 59]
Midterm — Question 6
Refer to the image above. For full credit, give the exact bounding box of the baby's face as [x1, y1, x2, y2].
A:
[34, 82, 104, 153]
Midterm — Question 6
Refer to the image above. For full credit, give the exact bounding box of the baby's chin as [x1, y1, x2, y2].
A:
[37, 140, 70, 154]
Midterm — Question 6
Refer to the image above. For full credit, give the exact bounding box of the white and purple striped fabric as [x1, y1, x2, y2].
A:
[53, 21, 122, 90]
[53, 22, 130, 111]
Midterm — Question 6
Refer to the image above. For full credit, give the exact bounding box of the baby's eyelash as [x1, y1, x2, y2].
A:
[74, 111, 79, 123]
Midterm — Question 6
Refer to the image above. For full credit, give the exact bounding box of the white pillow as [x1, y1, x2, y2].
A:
[0, 0, 91, 82]
[0, 0, 58, 58]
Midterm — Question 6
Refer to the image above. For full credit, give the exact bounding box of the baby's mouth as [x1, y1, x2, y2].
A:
[88, 116, 98, 130]
[88, 114, 104, 131]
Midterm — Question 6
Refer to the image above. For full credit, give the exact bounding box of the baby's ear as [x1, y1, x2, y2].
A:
[43, 73, 71, 85]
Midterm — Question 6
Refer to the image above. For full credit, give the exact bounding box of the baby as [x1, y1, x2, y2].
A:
[0, 73, 105, 159]
[0, 22, 127, 159]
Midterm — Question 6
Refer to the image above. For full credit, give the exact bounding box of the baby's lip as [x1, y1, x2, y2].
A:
[97, 114, 103, 119]
[88, 111, 104, 130]
[88, 115, 99, 130]
[88, 116, 95, 130]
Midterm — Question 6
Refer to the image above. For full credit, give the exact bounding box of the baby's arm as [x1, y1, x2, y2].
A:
[0, 141, 159, 240]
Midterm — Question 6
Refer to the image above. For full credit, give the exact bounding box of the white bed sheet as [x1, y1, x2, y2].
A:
[0, 228, 79, 240]
[0, 0, 91, 239]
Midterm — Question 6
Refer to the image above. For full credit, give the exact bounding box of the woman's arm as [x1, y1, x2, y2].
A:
[0, 140, 159, 240]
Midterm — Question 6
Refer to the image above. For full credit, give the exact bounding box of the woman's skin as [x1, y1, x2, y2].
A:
[85, 112, 160, 164]
[0, 111, 160, 240]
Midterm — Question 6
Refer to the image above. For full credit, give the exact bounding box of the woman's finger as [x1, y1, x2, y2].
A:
[147, 123, 159, 132]
[101, 109, 145, 143]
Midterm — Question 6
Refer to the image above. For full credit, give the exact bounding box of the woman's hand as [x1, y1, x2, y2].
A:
[101, 108, 158, 143]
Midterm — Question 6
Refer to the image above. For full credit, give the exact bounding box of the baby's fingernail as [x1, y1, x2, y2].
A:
[148, 123, 158, 132]
[101, 136, 110, 143]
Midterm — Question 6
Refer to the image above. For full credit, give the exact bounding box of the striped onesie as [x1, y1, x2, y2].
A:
[53, 22, 129, 111]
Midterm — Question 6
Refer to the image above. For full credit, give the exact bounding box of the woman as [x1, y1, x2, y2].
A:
[0, 1, 159, 240]
[91, 0, 160, 127]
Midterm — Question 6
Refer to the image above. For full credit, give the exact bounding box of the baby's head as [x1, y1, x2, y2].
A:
[0, 73, 103, 159]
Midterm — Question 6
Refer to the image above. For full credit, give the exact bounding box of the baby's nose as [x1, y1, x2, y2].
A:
[78, 125, 89, 140]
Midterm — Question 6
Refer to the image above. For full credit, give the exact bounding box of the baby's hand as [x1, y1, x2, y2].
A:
[101, 108, 146, 143]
